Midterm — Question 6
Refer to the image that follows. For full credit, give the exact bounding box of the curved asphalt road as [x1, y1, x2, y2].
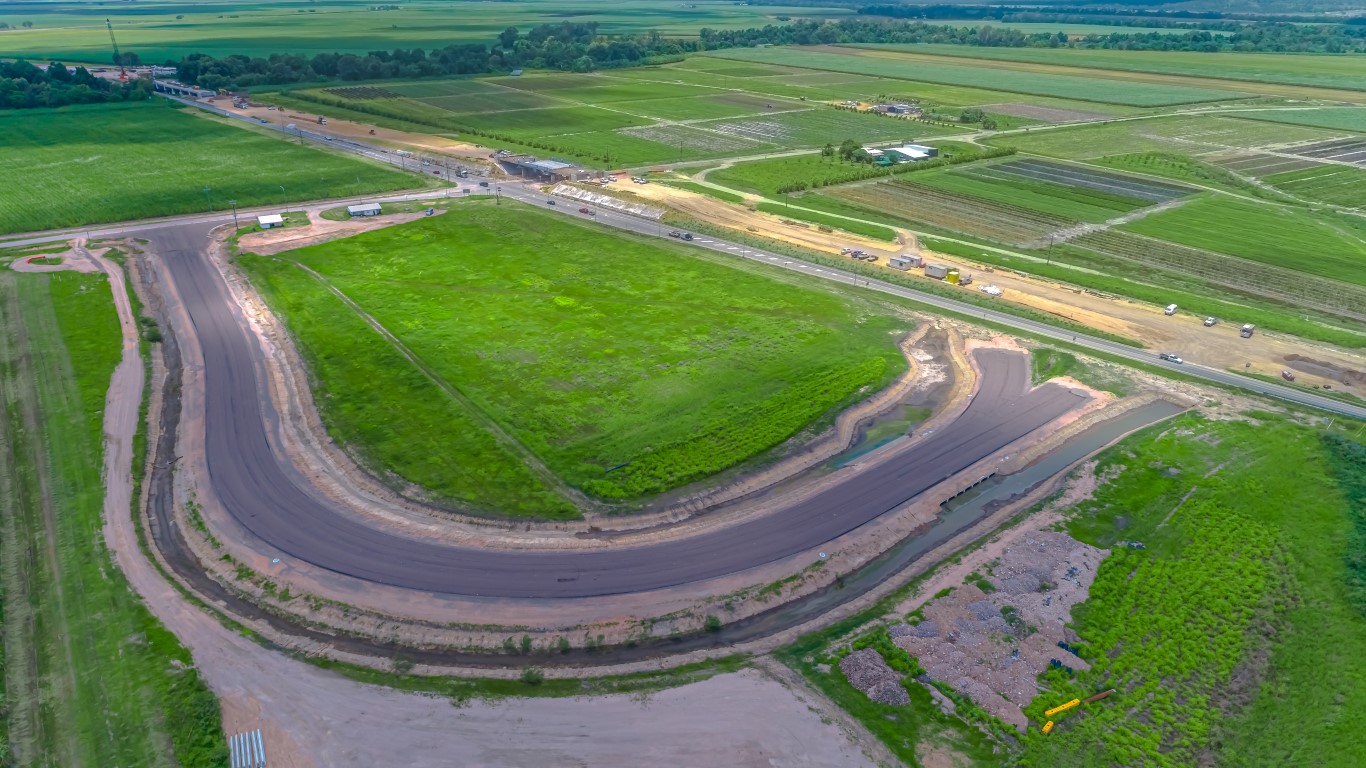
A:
[152, 221, 1087, 598]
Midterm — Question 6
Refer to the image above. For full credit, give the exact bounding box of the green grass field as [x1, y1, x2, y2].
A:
[710, 154, 897, 196]
[1232, 107, 1366, 133]
[1122, 196, 1366, 287]
[851, 45, 1366, 93]
[0, 102, 419, 236]
[988, 115, 1346, 160]
[1017, 415, 1366, 768]
[242, 199, 910, 508]
[1, 0, 854, 62]
[703, 47, 1251, 107]
[0, 269, 225, 767]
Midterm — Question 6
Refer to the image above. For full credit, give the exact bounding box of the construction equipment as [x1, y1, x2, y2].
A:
[105, 19, 129, 82]
[1044, 698, 1080, 717]
[1041, 721, 1055, 735]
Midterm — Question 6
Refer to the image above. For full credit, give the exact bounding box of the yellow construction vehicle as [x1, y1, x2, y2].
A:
[1044, 699, 1080, 717]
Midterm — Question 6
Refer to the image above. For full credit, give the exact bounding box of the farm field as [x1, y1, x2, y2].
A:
[242, 200, 910, 506]
[1016, 416, 1366, 768]
[0, 0, 854, 62]
[827, 178, 1074, 246]
[703, 47, 1252, 106]
[1121, 196, 1366, 287]
[0, 269, 225, 767]
[915, 160, 1184, 222]
[706, 143, 994, 198]
[1263, 164, 1366, 207]
[285, 71, 965, 166]
[851, 44, 1366, 93]
[0, 102, 419, 236]
[1232, 107, 1366, 133]
[987, 115, 1350, 160]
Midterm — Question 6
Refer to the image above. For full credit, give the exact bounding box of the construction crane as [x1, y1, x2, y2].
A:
[106, 19, 129, 82]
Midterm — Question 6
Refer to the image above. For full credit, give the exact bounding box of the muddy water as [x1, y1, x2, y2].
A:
[663, 398, 1188, 655]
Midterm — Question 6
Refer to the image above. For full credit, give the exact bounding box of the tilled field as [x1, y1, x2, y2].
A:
[830, 179, 1074, 245]
[977, 159, 1191, 203]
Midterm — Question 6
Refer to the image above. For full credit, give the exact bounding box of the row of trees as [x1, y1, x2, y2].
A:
[173, 22, 695, 90]
[0, 59, 153, 110]
[696, 17, 1366, 53]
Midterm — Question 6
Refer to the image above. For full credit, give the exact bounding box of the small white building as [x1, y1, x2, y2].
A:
[257, 214, 284, 229]
[888, 255, 921, 271]
[347, 203, 382, 217]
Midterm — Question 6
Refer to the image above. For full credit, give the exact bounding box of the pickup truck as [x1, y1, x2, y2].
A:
[1158, 352, 1185, 364]
[668, 230, 682, 238]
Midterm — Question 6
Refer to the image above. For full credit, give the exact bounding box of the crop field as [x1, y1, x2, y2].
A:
[0, 102, 419, 236]
[1233, 108, 1366, 134]
[0, 270, 225, 767]
[851, 44, 1366, 93]
[708, 154, 909, 197]
[988, 115, 1349, 160]
[243, 200, 909, 507]
[1213, 152, 1326, 178]
[1279, 137, 1366, 166]
[698, 109, 939, 147]
[914, 170, 1143, 223]
[703, 47, 1250, 107]
[829, 179, 1074, 246]
[1263, 165, 1366, 207]
[1017, 415, 1366, 768]
[1, 0, 854, 62]
[1122, 197, 1366, 287]
[293, 70, 971, 166]
[966, 159, 1190, 203]
[1070, 229, 1366, 322]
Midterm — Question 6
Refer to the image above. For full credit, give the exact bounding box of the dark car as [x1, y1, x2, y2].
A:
[579, 207, 594, 215]
[546, 199, 556, 205]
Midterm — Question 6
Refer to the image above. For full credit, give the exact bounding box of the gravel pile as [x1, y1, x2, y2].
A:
[887, 623, 916, 639]
[839, 648, 899, 693]
[891, 530, 1110, 731]
[868, 680, 911, 706]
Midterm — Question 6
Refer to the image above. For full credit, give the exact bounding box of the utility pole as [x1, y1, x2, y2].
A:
[495, 185, 502, 205]
[229, 199, 239, 229]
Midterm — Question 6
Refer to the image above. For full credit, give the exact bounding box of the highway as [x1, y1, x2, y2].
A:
[151, 219, 1089, 597]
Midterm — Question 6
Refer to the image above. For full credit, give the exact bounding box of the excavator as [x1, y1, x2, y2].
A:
[1040, 689, 1116, 734]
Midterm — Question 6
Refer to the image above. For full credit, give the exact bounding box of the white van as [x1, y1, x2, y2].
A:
[1164, 304, 1178, 316]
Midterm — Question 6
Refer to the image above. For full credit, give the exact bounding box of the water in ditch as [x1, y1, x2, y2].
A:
[647, 398, 1188, 656]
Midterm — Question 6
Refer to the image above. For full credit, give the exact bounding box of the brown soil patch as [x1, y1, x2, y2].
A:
[210, 100, 498, 164]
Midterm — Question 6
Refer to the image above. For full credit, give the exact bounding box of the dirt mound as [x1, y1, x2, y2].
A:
[839, 648, 910, 705]
[1285, 354, 1366, 386]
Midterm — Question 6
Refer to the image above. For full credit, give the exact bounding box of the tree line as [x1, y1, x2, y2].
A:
[0, 59, 153, 110]
[167, 15, 1366, 92]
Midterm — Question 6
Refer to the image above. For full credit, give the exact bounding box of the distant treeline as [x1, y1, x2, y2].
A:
[0, 59, 153, 109]
[174, 22, 689, 90]
[860, 4, 1366, 25]
[163, 16, 1366, 92]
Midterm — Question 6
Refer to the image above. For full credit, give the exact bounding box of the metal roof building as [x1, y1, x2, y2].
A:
[256, 214, 284, 228]
[347, 203, 382, 217]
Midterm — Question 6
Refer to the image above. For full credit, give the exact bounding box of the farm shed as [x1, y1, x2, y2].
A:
[501, 156, 581, 181]
[256, 214, 283, 229]
[347, 203, 382, 217]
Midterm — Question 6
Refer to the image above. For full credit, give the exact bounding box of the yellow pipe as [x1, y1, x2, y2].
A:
[1044, 699, 1080, 717]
